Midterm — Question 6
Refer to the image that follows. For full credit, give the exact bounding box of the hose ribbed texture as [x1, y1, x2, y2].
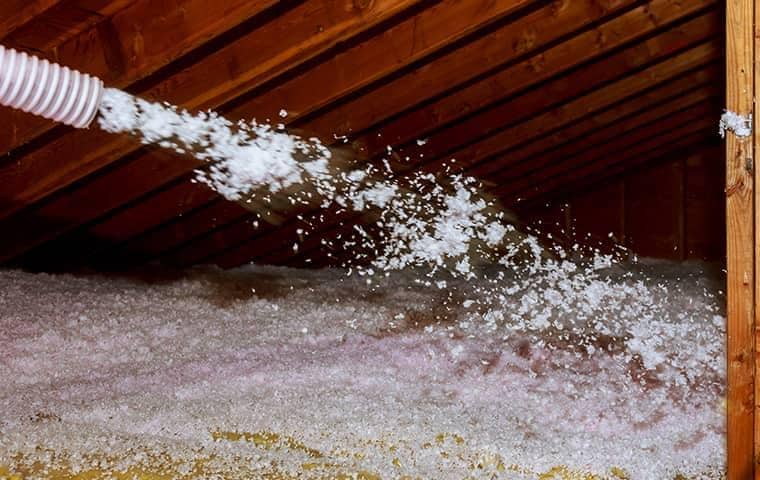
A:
[0, 45, 103, 128]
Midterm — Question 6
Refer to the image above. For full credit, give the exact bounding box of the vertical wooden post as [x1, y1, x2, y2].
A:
[726, 0, 756, 478]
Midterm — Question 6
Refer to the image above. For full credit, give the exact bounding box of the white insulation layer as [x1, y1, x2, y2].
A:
[0, 45, 103, 128]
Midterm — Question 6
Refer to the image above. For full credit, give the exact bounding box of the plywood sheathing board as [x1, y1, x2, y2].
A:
[725, 0, 756, 478]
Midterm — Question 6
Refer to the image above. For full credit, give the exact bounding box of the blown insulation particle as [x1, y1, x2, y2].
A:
[718, 110, 752, 138]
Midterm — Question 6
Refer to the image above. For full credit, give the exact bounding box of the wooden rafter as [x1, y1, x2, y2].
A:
[119, 63, 721, 265]
[4, 0, 643, 265]
[333, 0, 717, 153]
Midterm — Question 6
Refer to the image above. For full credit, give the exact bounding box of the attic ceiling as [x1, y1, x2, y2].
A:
[0, 0, 722, 271]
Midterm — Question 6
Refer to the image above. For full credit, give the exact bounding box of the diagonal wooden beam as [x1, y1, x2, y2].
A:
[268, 0, 648, 134]
[17, 175, 223, 271]
[34, 0, 544, 263]
[0, 0, 448, 263]
[266, 44, 721, 267]
[121, 199, 251, 266]
[0, 0, 544, 228]
[260, 96, 721, 266]
[0, 0, 519, 223]
[249, 129, 719, 270]
[214, 0, 541, 125]
[3, 1, 137, 52]
[402, 33, 721, 179]
[8, 0, 599, 266]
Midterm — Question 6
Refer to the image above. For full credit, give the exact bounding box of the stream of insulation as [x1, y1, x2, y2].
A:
[1, 89, 727, 479]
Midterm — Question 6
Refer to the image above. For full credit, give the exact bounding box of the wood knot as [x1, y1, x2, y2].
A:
[725, 176, 745, 197]
[353, 0, 374, 11]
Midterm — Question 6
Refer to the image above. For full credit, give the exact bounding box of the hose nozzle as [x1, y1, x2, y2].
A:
[0, 45, 104, 128]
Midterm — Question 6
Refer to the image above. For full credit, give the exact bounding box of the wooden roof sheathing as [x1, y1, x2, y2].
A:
[0, 0, 723, 270]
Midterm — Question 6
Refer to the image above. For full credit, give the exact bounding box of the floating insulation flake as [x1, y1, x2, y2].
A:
[719, 110, 752, 138]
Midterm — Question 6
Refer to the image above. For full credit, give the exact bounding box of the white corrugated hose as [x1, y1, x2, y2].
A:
[0, 45, 103, 128]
